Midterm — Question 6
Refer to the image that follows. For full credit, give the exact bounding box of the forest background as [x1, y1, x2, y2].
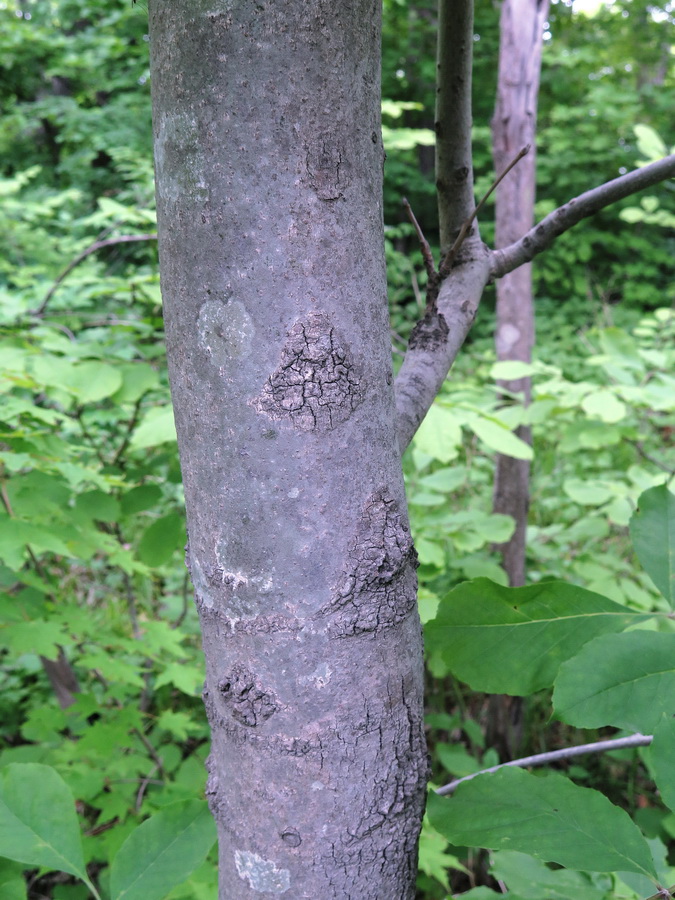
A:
[0, 0, 673, 897]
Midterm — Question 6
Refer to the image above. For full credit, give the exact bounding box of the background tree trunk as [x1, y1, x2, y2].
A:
[491, 0, 549, 589]
[148, 2, 428, 897]
[487, 0, 549, 760]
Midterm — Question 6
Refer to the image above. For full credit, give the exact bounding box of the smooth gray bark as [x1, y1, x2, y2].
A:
[148, 2, 427, 897]
[491, 0, 548, 590]
[435, 0, 476, 253]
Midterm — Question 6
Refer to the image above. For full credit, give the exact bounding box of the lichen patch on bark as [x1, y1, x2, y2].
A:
[197, 297, 254, 370]
[252, 312, 362, 432]
[321, 489, 418, 636]
[234, 850, 291, 894]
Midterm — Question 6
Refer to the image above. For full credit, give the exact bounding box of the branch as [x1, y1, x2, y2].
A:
[435, 732, 653, 796]
[436, 0, 476, 252]
[440, 145, 529, 278]
[395, 154, 675, 451]
[490, 154, 675, 279]
[403, 198, 437, 286]
[32, 233, 158, 316]
[394, 246, 491, 452]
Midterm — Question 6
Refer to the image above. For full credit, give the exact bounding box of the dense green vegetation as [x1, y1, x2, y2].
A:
[0, 0, 673, 897]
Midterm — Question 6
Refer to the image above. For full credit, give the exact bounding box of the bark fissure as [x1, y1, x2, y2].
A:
[252, 312, 363, 433]
[321, 489, 419, 637]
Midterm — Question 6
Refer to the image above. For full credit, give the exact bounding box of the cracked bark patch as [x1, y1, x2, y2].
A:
[218, 665, 278, 727]
[252, 312, 362, 432]
[306, 133, 346, 200]
[408, 309, 449, 351]
[322, 489, 418, 636]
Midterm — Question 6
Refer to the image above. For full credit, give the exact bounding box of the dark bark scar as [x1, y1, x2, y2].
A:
[252, 312, 363, 432]
[217, 665, 278, 727]
[408, 309, 449, 351]
[321, 488, 419, 636]
[306, 133, 346, 200]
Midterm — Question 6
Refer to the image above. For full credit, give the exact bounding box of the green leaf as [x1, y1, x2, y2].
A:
[112, 364, 160, 405]
[648, 716, 675, 813]
[120, 484, 163, 516]
[629, 484, 675, 607]
[0, 520, 71, 570]
[78, 652, 145, 688]
[490, 850, 608, 900]
[0, 763, 87, 880]
[0, 859, 27, 900]
[436, 743, 481, 777]
[129, 406, 177, 450]
[110, 800, 216, 900]
[553, 631, 675, 732]
[381, 125, 435, 149]
[156, 710, 199, 741]
[413, 405, 462, 463]
[581, 390, 626, 423]
[418, 816, 467, 890]
[563, 479, 615, 506]
[417, 466, 466, 492]
[65, 361, 123, 404]
[490, 361, 537, 380]
[467, 416, 533, 461]
[137, 513, 186, 567]
[74, 490, 121, 523]
[154, 662, 203, 696]
[635, 124, 668, 162]
[425, 579, 641, 695]
[4, 620, 67, 658]
[427, 769, 656, 879]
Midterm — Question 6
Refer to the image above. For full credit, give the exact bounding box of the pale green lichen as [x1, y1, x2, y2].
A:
[154, 110, 208, 205]
[234, 850, 291, 894]
[198, 298, 254, 370]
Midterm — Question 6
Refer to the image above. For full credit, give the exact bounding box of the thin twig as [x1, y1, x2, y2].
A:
[402, 197, 438, 284]
[135, 763, 160, 812]
[440, 144, 530, 278]
[436, 732, 653, 796]
[172, 569, 192, 629]
[628, 440, 675, 475]
[132, 728, 166, 777]
[32, 233, 158, 316]
[112, 396, 145, 468]
[644, 887, 675, 900]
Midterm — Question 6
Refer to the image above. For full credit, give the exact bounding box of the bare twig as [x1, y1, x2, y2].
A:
[402, 198, 438, 284]
[628, 439, 675, 475]
[33, 233, 158, 316]
[135, 763, 160, 812]
[112, 396, 145, 467]
[132, 727, 166, 778]
[172, 569, 192, 629]
[644, 887, 675, 900]
[490, 153, 675, 279]
[440, 145, 530, 278]
[436, 732, 653, 796]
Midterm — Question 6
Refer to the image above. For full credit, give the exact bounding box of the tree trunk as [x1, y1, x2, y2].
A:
[148, 2, 427, 897]
[491, 0, 549, 589]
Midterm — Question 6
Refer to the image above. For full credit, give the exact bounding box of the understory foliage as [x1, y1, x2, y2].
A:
[0, 0, 673, 898]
